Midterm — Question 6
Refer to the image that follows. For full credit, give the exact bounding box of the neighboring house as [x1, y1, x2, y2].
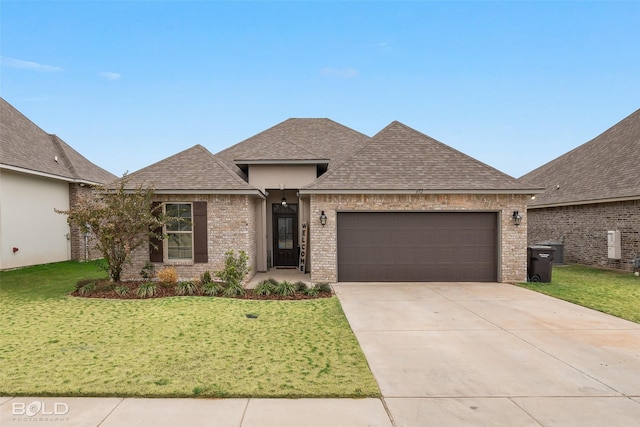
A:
[521, 109, 640, 272]
[0, 98, 117, 270]
[123, 118, 541, 284]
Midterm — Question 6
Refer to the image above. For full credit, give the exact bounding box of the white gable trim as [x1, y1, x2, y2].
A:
[0, 164, 103, 186]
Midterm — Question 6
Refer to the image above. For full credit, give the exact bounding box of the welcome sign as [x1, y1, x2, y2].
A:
[299, 221, 308, 272]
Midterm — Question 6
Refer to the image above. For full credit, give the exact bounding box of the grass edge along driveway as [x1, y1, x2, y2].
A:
[518, 264, 640, 324]
[0, 261, 379, 398]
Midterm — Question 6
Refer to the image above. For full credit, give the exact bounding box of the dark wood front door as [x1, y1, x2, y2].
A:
[273, 203, 298, 267]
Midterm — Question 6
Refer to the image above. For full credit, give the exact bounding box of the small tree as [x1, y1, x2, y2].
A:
[57, 175, 167, 282]
[215, 250, 251, 296]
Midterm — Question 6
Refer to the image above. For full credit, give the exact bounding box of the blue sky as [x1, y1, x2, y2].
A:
[2, 1, 639, 178]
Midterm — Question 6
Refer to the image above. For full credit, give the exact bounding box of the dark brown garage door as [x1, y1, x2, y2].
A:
[337, 212, 498, 282]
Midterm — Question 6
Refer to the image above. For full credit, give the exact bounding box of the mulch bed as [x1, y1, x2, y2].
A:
[71, 280, 332, 300]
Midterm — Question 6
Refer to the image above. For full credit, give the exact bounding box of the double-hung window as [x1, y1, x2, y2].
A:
[165, 203, 193, 261]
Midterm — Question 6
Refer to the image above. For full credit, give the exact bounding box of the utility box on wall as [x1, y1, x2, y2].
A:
[607, 230, 621, 259]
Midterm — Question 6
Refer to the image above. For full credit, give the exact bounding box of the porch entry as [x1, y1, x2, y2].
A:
[272, 203, 298, 267]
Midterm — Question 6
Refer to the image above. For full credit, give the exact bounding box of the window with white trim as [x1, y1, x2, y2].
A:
[165, 203, 193, 260]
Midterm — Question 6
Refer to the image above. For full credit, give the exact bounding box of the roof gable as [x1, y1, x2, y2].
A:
[123, 144, 259, 193]
[0, 97, 116, 184]
[216, 118, 370, 177]
[521, 109, 640, 206]
[304, 121, 539, 193]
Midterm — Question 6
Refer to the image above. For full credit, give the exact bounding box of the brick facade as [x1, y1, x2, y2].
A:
[123, 194, 258, 282]
[309, 193, 529, 283]
[68, 183, 102, 262]
[527, 200, 640, 272]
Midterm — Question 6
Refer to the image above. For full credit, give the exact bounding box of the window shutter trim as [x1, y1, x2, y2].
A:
[193, 201, 208, 263]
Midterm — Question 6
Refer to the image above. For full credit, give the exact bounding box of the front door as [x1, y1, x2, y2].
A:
[273, 203, 298, 267]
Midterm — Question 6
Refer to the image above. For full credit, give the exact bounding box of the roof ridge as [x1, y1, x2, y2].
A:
[50, 134, 78, 179]
[521, 108, 640, 205]
[210, 150, 260, 187]
[305, 120, 540, 192]
[217, 118, 370, 159]
[318, 117, 371, 140]
[216, 120, 293, 159]
[1, 97, 116, 183]
[0, 97, 49, 136]
[520, 108, 640, 180]
[130, 144, 208, 177]
[384, 120, 522, 181]
[303, 121, 417, 189]
[301, 128, 375, 189]
[282, 136, 324, 158]
[239, 136, 324, 161]
[123, 144, 259, 192]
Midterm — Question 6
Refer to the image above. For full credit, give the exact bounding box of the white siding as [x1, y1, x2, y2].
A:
[0, 170, 71, 269]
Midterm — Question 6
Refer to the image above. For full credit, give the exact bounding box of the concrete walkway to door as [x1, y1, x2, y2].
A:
[334, 282, 640, 426]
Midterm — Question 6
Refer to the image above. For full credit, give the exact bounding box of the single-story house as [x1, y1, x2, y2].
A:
[123, 118, 541, 284]
[0, 97, 117, 270]
[521, 109, 640, 272]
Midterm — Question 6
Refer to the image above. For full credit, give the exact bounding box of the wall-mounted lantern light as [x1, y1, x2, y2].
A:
[281, 190, 287, 206]
[319, 211, 327, 227]
[512, 211, 522, 226]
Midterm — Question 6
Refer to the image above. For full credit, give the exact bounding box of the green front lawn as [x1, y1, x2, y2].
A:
[0, 261, 379, 398]
[518, 265, 640, 323]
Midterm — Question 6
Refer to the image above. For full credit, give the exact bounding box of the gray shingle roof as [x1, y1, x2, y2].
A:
[304, 121, 541, 193]
[216, 118, 371, 177]
[123, 144, 259, 193]
[235, 137, 328, 163]
[0, 97, 116, 184]
[521, 109, 640, 207]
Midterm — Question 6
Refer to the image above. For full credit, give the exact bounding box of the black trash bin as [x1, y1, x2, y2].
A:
[536, 240, 564, 265]
[528, 245, 556, 282]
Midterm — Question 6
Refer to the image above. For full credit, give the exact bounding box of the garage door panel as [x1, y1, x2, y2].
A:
[337, 212, 497, 282]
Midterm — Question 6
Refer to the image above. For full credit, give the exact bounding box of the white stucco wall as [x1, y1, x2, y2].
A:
[0, 170, 71, 269]
[247, 164, 317, 190]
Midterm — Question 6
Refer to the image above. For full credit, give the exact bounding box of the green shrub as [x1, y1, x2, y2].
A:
[75, 279, 96, 290]
[202, 271, 213, 284]
[222, 282, 245, 298]
[274, 280, 296, 297]
[295, 281, 308, 292]
[313, 283, 332, 294]
[136, 282, 158, 298]
[175, 281, 198, 296]
[77, 281, 97, 296]
[140, 261, 155, 280]
[96, 281, 115, 292]
[215, 250, 251, 288]
[202, 281, 223, 296]
[254, 280, 276, 296]
[115, 285, 130, 297]
[304, 286, 319, 297]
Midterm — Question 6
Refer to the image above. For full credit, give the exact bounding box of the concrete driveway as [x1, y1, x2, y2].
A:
[334, 282, 640, 426]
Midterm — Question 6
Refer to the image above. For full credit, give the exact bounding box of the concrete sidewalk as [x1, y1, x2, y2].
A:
[0, 397, 392, 427]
